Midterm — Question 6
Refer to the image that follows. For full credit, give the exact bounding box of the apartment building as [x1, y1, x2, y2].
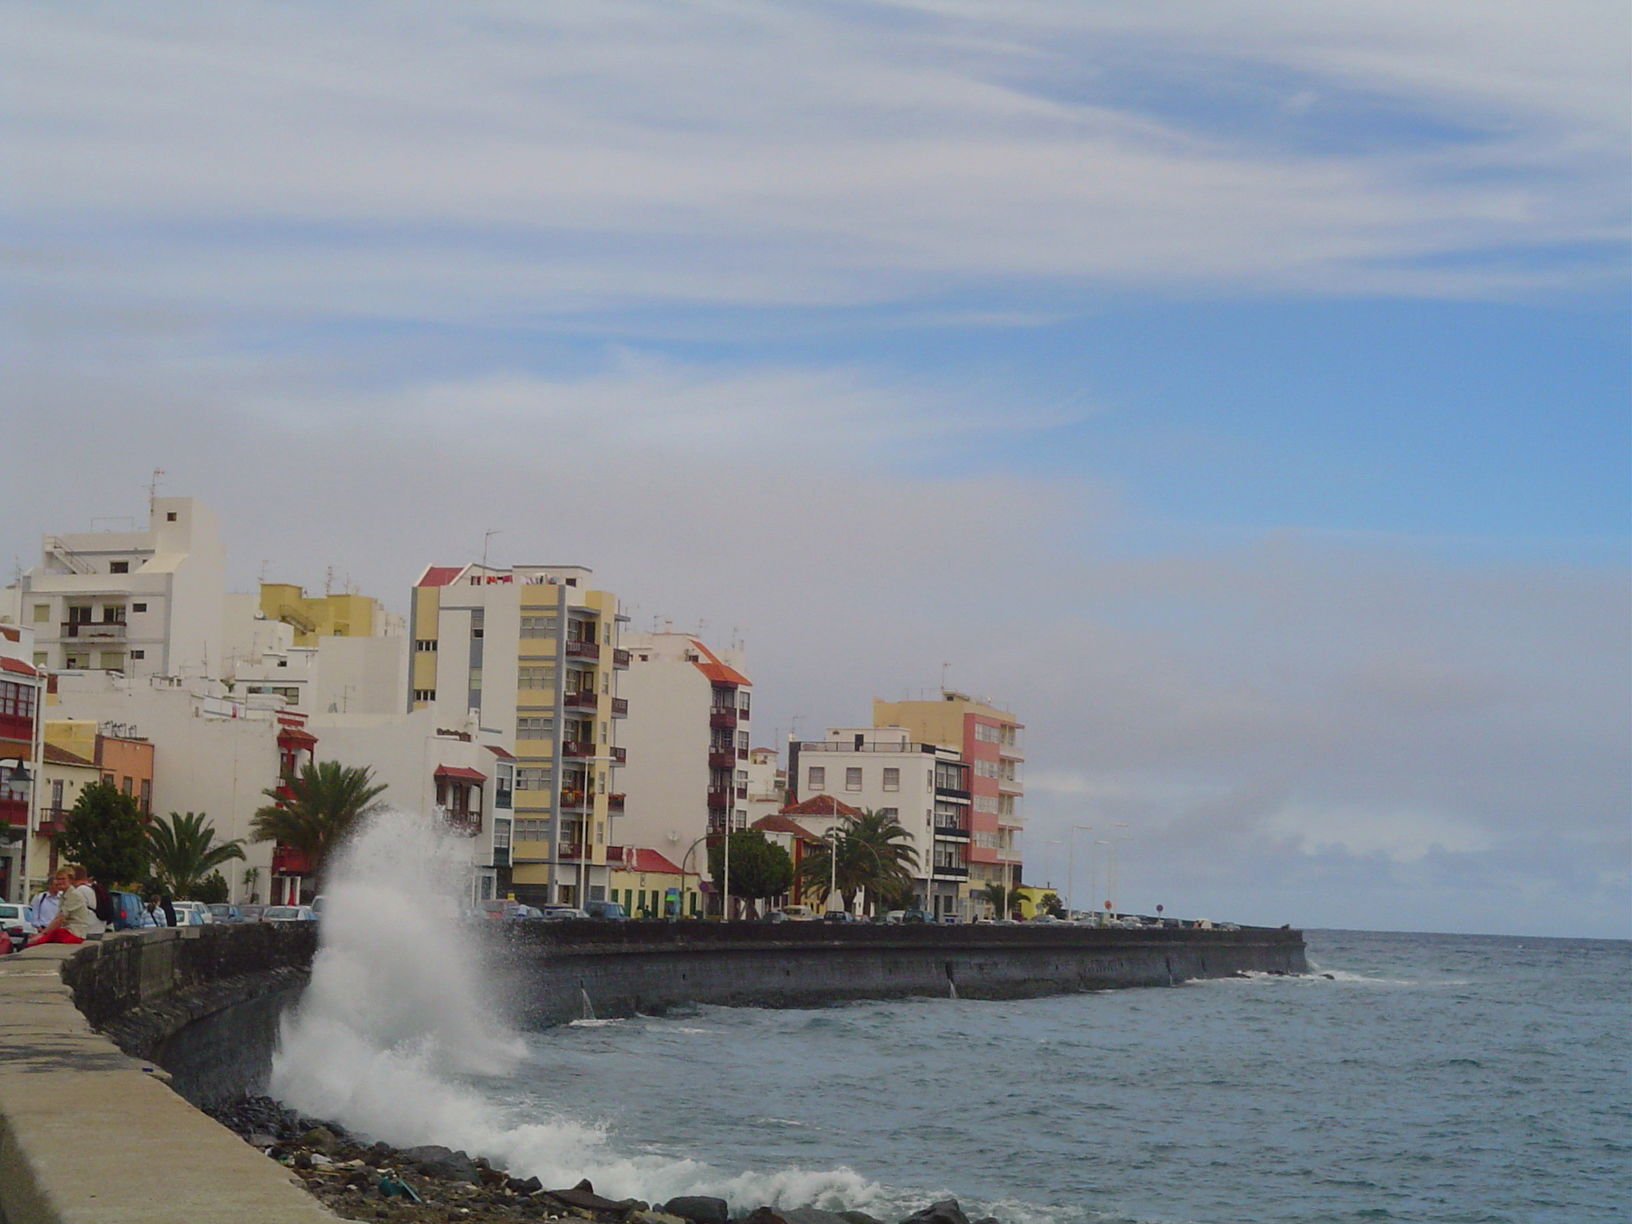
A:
[409, 563, 629, 908]
[308, 707, 515, 904]
[15, 497, 226, 681]
[616, 631, 752, 870]
[874, 691, 1025, 898]
[786, 727, 973, 919]
[743, 746, 786, 826]
[32, 721, 156, 881]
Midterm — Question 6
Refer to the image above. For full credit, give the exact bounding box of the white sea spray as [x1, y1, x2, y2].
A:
[269, 808, 887, 1209]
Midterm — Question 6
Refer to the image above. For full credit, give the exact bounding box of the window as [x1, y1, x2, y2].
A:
[32, 604, 48, 623]
[845, 767, 862, 791]
[516, 716, 553, 739]
[518, 665, 554, 689]
[737, 731, 750, 751]
[413, 688, 436, 702]
[513, 818, 550, 841]
[515, 767, 551, 790]
[807, 766, 826, 791]
[110, 561, 129, 574]
[975, 795, 998, 813]
[882, 767, 900, 791]
[878, 807, 898, 822]
[974, 723, 1001, 743]
[51, 779, 64, 812]
[415, 639, 437, 652]
[99, 651, 124, 670]
[132, 602, 147, 613]
[520, 615, 557, 637]
[492, 819, 511, 849]
[140, 780, 152, 814]
[166, 512, 177, 521]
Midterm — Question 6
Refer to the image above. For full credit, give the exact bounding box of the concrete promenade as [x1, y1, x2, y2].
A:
[0, 934, 335, 1224]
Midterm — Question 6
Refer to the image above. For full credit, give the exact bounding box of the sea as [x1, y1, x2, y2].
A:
[270, 813, 1631, 1224]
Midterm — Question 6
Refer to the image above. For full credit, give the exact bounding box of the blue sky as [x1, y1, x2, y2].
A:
[4, 1, 1628, 937]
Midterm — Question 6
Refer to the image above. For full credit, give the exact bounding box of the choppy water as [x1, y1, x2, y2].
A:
[273, 815, 1632, 1222]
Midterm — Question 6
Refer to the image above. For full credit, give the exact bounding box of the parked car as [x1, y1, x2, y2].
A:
[0, 902, 37, 951]
[886, 908, 932, 924]
[108, 890, 154, 931]
[581, 899, 628, 920]
[239, 904, 267, 923]
[310, 895, 326, 918]
[172, 900, 213, 925]
[822, 910, 859, 923]
[262, 904, 318, 923]
[478, 899, 525, 921]
[207, 903, 242, 923]
[776, 905, 820, 922]
[541, 905, 589, 920]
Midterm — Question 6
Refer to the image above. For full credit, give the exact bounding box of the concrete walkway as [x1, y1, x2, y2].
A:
[0, 943, 335, 1224]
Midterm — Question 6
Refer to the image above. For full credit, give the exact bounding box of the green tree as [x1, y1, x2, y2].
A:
[1039, 890, 1066, 919]
[797, 808, 919, 914]
[250, 759, 388, 883]
[981, 881, 1010, 920]
[145, 811, 246, 899]
[193, 872, 230, 904]
[707, 830, 793, 917]
[55, 780, 149, 887]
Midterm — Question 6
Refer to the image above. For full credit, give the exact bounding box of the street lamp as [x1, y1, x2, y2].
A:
[1067, 825, 1093, 918]
[1, 759, 34, 905]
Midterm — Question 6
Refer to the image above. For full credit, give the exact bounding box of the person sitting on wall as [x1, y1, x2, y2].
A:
[68, 865, 108, 937]
[25, 870, 91, 947]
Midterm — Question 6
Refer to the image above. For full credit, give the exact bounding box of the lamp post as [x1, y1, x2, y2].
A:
[2, 760, 35, 905]
[677, 832, 712, 919]
[1067, 825, 1093, 919]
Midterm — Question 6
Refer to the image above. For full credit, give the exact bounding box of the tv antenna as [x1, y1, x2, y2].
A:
[481, 529, 502, 571]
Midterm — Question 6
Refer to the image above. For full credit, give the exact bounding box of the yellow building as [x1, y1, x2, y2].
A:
[606, 845, 701, 918]
[36, 719, 156, 882]
[259, 583, 386, 646]
[410, 564, 629, 909]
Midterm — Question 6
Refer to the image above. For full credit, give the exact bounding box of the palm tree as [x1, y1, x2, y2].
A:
[797, 808, 919, 914]
[250, 759, 388, 882]
[146, 811, 247, 899]
[981, 881, 1009, 921]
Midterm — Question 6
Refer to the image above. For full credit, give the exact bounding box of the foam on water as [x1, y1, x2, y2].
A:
[269, 809, 887, 1209]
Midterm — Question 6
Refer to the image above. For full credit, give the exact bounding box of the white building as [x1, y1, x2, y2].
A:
[222, 593, 408, 717]
[47, 671, 314, 904]
[616, 632, 752, 875]
[788, 726, 973, 920]
[0, 624, 45, 902]
[14, 497, 227, 682]
[306, 707, 514, 904]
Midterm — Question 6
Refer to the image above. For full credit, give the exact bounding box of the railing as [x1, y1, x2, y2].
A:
[562, 690, 598, 711]
[707, 788, 730, 809]
[708, 749, 736, 770]
[932, 824, 971, 840]
[36, 807, 69, 837]
[609, 697, 629, 717]
[61, 621, 126, 639]
[608, 746, 627, 764]
[606, 793, 625, 812]
[564, 640, 600, 660]
[934, 785, 971, 800]
[931, 864, 970, 879]
[561, 739, 594, 758]
[612, 648, 631, 668]
[796, 740, 943, 754]
[710, 709, 737, 729]
[559, 788, 590, 809]
[558, 842, 582, 860]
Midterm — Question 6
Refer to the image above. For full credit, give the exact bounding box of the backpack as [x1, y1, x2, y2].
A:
[92, 882, 115, 925]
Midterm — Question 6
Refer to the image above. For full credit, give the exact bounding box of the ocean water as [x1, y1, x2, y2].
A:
[272, 815, 1631, 1223]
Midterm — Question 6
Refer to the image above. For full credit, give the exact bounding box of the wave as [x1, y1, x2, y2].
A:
[269, 809, 888, 1209]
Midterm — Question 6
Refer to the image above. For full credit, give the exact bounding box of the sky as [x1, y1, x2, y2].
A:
[4, 1, 1628, 939]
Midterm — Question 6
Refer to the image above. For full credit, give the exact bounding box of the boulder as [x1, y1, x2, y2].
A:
[741, 1209, 789, 1224]
[783, 1210, 854, 1224]
[507, 1175, 545, 1195]
[899, 1201, 970, 1224]
[664, 1195, 732, 1224]
[550, 1179, 630, 1221]
[401, 1144, 481, 1183]
[300, 1125, 339, 1153]
[840, 1214, 885, 1224]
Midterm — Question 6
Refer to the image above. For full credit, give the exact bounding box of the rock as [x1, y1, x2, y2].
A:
[548, 1179, 629, 1221]
[900, 1201, 970, 1224]
[970, 1217, 1002, 1224]
[292, 1150, 313, 1170]
[783, 1210, 854, 1224]
[402, 1143, 481, 1183]
[840, 1214, 885, 1224]
[247, 1132, 280, 1148]
[507, 1175, 545, 1195]
[664, 1195, 731, 1224]
[630, 1212, 690, 1224]
[300, 1125, 339, 1153]
[741, 1208, 789, 1224]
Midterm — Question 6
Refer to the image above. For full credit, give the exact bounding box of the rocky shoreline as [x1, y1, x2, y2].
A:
[208, 1096, 1001, 1224]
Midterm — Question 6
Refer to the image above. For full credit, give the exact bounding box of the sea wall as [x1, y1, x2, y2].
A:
[493, 920, 1309, 1026]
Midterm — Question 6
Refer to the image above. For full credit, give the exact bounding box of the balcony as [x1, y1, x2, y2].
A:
[612, 648, 631, 669]
[61, 620, 126, 640]
[559, 788, 590, 810]
[561, 740, 594, 759]
[709, 708, 737, 729]
[558, 842, 583, 861]
[35, 807, 68, 837]
[562, 690, 599, 711]
[934, 785, 971, 800]
[609, 746, 627, 765]
[707, 788, 730, 809]
[931, 863, 970, 880]
[610, 697, 628, 718]
[564, 640, 600, 661]
[606, 793, 625, 813]
[708, 749, 737, 770]
[492, 846, 510, 868]
[271, 845, 313, 875]
[932, 824, 971, 841]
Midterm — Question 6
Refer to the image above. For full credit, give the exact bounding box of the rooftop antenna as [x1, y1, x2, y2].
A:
[941, 661, 951, 694]
[480, 528, 502, 572]
[324, 565, 335, 596]
[257, 559, 270, 584]
[148, 467, 166, 511]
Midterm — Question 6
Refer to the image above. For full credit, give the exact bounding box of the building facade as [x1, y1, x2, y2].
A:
[873, 692, 1025, 899]
[16, 497, 226, 681]
[0, 625, 44, 902]
[409, 563, 629, 908]
[615, 632, 752, 874]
